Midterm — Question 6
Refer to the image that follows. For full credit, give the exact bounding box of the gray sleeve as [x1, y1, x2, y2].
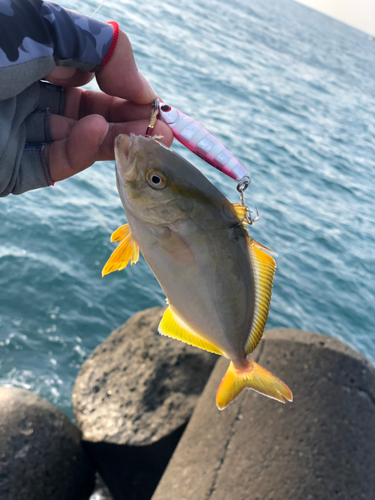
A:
[0, 0, 116, 100]
[0, 0, 118, 196]
[0, 82, 65, 197]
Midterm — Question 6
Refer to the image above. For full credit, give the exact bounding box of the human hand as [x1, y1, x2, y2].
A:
[44, 30, 173, 183]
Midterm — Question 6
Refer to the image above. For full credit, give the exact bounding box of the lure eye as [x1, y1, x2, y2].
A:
[146, 169, 167, 190]
[161, 105, 171, 112]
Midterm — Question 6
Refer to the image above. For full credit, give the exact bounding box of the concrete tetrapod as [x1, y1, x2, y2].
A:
[73, 307, 216, 500]
[152, 329, 375, 500]
[0, 387, 95, 500]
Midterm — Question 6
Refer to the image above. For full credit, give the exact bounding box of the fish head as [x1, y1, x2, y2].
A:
[115, 134, 201, 225]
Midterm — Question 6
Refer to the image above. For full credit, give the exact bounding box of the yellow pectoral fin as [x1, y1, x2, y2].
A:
[102, 224, 139, 277]
[158, 306, 224, 356]
[111, 224, 131, 242]
[245, 241, 276, 355]
[216, 359, 293, 410]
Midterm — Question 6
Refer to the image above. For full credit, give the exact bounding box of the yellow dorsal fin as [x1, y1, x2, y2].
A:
[250, 237, 277, 255]
[102, 224, 139, 277]
[232, 205, 276, 253]
[245, 241, 276, 355]
[159, 305, 224, 356]
[232, 203, 247, 221]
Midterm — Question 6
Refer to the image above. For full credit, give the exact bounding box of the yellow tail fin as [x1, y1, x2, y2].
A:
[216, 359, 293, 410]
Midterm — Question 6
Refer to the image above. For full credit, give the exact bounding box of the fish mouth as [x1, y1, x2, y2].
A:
[114, 134, 141, 182]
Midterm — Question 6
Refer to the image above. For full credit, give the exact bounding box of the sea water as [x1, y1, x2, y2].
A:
[0, 0, 374, 419]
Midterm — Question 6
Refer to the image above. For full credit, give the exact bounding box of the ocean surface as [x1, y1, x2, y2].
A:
[0, 0, 374, 420]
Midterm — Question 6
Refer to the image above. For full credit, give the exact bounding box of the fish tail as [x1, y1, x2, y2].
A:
[216, 359, 293, 410]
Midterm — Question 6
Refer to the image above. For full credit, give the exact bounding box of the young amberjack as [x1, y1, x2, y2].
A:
[103, 134, 293, 410]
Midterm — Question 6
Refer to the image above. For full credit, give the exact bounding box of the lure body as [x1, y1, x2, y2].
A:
[157, 101, 249, 182]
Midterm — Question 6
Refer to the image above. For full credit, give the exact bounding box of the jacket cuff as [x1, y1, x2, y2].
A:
[11, 145, 53, 196]
[100, 21, 120, 67]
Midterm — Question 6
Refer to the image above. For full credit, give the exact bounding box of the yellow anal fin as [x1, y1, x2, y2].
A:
[245, 242, 276, 355]
[216, 359, 293, 410]
[102, 224, 139, 277]
[158, 305, 224, 356]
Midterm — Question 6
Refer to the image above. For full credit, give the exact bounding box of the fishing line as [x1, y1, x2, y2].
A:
[91, 0, 107, 18]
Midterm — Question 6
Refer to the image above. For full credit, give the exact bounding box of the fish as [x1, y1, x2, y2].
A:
[103, 134, 293, 410]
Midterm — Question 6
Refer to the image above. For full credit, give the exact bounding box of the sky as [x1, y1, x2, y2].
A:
[295, 0, 375, 36]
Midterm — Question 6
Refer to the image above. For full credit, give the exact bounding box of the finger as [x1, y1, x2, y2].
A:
[96, 30, 156, 104]
[97, 120, 174, 161]
[63, 87, 154, 122]
[50, 114, 76, 141]
[49, 114, 173, 149]
[45, 67, 95, 87]
[45, 115, 109, 182]
[46, 115, 173, 181]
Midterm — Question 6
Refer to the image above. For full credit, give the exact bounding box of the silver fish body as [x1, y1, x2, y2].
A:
[105, 134, 292, 409]
[117, 135, 254, 366]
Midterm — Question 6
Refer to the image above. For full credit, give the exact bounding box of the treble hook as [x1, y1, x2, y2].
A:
[236, 176, 259, 226]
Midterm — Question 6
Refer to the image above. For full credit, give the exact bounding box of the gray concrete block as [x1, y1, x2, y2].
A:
[152, 329, 375, 500]
[0, 387, 95, 500]
[73, 307, 217, 500]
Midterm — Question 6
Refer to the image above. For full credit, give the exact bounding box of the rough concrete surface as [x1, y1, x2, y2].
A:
[0, 387, 95, 500]
[73, 307, 217, 445]
[152, 329, 375, 500]
[73, 307, 217, 499]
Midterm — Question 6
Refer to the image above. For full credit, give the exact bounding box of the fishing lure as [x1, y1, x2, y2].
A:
[148, 99, 249, 183]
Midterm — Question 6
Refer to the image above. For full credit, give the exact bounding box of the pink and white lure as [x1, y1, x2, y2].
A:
[155, 99, 249, 183]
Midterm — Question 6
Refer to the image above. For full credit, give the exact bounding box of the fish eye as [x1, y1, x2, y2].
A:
[161, 105, 171, 112]
[146, 169, 168, 190]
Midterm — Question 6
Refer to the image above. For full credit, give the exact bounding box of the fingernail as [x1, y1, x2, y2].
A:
[99, 123, 109, 146]
[139, 71, 157, 101]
